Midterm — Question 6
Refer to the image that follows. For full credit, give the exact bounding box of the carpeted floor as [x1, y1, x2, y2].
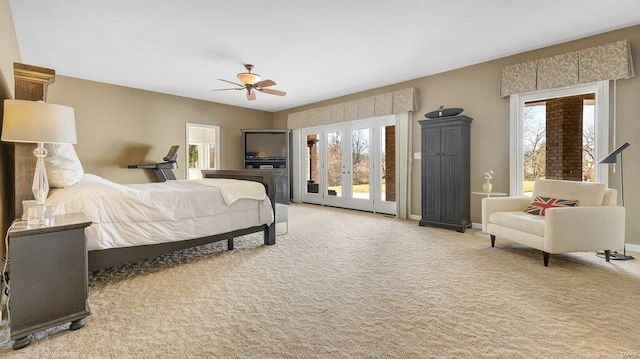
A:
[1, 203, 639, 358]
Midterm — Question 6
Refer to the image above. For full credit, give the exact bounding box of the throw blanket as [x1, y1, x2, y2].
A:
[193, 178, 266, 205]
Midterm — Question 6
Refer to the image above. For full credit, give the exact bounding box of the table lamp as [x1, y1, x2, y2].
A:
[2, 99, 77, 225]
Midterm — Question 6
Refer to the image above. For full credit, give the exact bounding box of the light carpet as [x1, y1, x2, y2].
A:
[1, 203, 639, 358]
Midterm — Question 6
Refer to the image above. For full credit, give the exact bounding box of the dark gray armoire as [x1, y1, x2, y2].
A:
[419, 115, 472, 232]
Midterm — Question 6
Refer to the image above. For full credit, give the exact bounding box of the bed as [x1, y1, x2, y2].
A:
[14, 143, 278, 272]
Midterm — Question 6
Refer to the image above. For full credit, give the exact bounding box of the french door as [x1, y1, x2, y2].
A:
[300, 116, 396, 215]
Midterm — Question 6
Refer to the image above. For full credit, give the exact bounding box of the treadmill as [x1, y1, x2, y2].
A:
[128, 145, 179, 182]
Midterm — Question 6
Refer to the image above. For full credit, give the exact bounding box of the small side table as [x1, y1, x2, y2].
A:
[7, 213, 92, 350]
[471, 191, 507, 237]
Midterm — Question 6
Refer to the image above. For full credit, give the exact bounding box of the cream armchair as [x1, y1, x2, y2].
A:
[482, 179, 625, 266]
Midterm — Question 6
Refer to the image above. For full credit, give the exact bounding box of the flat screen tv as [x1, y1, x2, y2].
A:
[244, 131, 287, 160]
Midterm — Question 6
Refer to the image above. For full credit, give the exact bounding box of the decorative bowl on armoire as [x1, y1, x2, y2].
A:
[424, 106, 464, 119]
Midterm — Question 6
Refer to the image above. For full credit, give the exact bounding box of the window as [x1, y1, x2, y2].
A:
[186, 123, 220, 180]
[522, 96, 596, 194]
[509, 82, 609, 196]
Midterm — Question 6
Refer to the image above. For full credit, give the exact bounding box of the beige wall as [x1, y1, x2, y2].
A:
[46, 76, 274, 184]
[274, 25, 640, 247]
[0, 0, 21, 237]
[0, 0, 18, 99]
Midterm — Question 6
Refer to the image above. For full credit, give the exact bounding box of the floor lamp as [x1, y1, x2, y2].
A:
[598, 142, 634, 260]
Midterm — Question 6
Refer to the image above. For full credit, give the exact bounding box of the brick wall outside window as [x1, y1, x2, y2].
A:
[545, 96, 586, 181]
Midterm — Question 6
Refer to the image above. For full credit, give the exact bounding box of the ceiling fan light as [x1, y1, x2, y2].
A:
[237, 72, 261, 85]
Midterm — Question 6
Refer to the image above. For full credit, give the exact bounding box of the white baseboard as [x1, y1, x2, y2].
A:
[471, 222, 482, 230]
[409, 214, 421, 221]
[626, 243, 640, 254]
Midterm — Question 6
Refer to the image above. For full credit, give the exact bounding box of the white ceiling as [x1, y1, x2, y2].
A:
[9, 0, 640, 113]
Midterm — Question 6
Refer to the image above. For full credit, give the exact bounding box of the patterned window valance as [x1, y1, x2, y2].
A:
[287, 87, 418, 129]
[500, 39, 634, 97]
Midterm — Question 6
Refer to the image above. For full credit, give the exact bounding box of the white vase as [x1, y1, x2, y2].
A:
[482, 180, 492, 193]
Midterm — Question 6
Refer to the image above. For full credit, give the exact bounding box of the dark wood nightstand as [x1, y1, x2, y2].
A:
[7, 212, 92, 350]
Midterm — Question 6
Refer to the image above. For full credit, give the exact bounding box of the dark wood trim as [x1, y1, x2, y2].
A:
[13, 63, 55, 84]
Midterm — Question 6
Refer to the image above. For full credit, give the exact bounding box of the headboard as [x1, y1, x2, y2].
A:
[14, 143, 37, 219]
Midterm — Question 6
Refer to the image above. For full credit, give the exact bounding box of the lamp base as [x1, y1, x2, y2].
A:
[27, 205, 54, 227]
[596, 250, 635, 261]
[609, 251, 635, 260]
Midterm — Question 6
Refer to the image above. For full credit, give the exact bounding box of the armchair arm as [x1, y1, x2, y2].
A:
[482, 196, 531, 232]
[545, 206, 625, 253]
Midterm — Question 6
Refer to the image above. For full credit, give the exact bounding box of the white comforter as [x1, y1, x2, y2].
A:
[46, 174, 274, 251]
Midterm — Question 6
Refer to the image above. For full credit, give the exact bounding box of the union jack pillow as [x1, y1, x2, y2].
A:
[524, 196, 579, 216]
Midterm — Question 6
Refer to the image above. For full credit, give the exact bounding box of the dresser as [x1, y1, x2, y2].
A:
[419, 115, 472, 232]
[241, 129, 290, 204]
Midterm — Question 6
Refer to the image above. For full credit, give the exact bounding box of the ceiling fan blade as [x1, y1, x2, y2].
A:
[260, 88, 287, 96]
[211, 88, 244, 91]
[247, 90, 257, 101]
[217, 78, 245, 87]
[254, 79, 276, 88]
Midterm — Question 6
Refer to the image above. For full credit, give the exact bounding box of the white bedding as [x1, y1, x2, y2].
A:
[46, 174, 274, 251]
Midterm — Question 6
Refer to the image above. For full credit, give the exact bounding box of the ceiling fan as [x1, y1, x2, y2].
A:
[212, 64, 287, 101]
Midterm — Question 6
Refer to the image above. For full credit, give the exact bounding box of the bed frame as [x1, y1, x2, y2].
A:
[90, 169, 278, 271]
[13, 156, 278, 271]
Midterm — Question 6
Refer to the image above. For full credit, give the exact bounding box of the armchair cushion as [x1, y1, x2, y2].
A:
[489, 211, 545, 237]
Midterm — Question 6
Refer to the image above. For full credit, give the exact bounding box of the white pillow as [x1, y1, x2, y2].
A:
[44, 143, 84, 187]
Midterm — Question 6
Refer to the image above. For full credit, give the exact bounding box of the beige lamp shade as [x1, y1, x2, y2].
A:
[2, 99, 77, 144]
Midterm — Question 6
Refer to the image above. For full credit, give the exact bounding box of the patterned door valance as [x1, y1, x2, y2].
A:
[287, 87, 418, 129]
[500, 39, 634, 97]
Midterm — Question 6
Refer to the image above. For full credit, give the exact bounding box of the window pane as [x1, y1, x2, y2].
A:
[188, 144, 199, 169]
[582, 101, 595, 182]
[523, 103, 546, 195]
[306, 134, 321, 194]
[381, 125, 395, 203]
[326, 131, 342, 197]
[351, 128, 369, 200]
[208, 143, 216, 169]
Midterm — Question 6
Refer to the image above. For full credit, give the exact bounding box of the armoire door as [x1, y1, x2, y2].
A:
[440, 125, 462, 224]
[421, 127, 441, 222]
